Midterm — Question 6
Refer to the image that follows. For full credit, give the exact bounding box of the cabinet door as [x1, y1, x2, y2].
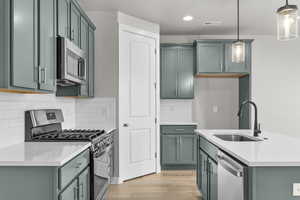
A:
[177, 47, 194, 99]
[179, 135, 196, 164]
[79, 17, 89, 96]
[88, 27, 95, 97]
[39, 0, 55, 91]
[59, 179, 78, 200]
[196, 42, 224, 73]
[224, 42, 250, 73]
[160, 47, 178, 99]
[70, 2, 81, 46]
[78, 168, 90, 200]
[208, 158, 218, 200]
[11, 0, 38, 89]
[161, 135, 179, 164]
[199, 150, 208, 200]
[57, 0, 70, 38]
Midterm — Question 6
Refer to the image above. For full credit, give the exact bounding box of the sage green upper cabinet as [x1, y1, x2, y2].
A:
[177, 47, 195, 98]
[57, 0, 70, 38]
[160, 45, 194, 99]
[88, 26, 95, 97]
[160, 47, 177, 98]
[11, 0, 38, 90]
[224, 42, 251, 73]
[70, 2, 81, 46]
[79, 17, 89, 97]
[196, 42, 223, 73]
[39, 0, 55, 91]
[195, 40, 253, 75]
[0, 0, 55, 93]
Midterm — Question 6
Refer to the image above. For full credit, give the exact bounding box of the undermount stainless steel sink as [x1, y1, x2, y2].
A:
[213, 134, 263, 142]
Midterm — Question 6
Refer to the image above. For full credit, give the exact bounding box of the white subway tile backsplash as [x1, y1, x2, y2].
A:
[0, 93, 75, 148]
[75, 97, 116, 131]
[160, 100, 193, 122]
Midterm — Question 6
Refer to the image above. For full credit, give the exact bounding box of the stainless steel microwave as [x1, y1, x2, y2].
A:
[57, 37, 86, 86]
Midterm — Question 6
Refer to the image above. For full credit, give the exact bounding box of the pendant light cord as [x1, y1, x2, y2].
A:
[237, 0, 240, 41]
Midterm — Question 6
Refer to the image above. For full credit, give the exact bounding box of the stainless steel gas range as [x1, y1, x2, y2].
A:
[25, 109, 114, 200]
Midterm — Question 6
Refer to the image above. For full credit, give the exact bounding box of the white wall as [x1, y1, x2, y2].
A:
[252, 35, 300, 137]
[75, 97, 116, 131]
[193, 78, 239, 129]
[0, 93, 75, 148]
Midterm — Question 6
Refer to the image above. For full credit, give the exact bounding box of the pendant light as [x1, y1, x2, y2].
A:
[277, 0, 298, 41]
[232, 0, 245, 63]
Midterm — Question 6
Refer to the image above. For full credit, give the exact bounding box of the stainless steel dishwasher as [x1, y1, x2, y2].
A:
[217, 151, 245, 200]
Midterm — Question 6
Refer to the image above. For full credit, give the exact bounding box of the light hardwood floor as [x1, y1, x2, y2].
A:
[107, 170, 202, 200]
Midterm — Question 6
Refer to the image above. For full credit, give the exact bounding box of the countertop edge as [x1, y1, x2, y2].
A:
[0, 142, 91, 167]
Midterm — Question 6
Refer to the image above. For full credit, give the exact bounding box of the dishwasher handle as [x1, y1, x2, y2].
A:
[217, 153, 244, 177]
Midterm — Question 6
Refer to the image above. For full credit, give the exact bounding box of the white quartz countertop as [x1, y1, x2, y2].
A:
[160, 122, 198, 126]
[0, 142, 91, 166]
[196, 129, 300, 167]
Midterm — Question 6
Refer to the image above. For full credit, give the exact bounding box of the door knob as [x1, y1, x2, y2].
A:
[123, 123, 129, 127]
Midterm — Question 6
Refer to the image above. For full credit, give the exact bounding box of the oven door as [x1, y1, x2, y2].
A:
[93, 146, 113, 200]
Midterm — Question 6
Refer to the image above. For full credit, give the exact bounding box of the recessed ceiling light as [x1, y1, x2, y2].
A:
[183, 15, 194, 21]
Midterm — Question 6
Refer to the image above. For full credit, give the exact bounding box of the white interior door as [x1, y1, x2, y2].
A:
[119, 28, 157, 181]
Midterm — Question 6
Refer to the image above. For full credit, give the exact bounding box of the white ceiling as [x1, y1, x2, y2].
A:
[81, 0, 300, 35]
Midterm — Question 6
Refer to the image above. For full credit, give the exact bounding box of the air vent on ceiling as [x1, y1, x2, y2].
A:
[203, 21, 222, 26]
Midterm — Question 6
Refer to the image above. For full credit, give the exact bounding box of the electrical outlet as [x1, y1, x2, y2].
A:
[212, 106, 219, 113]
[293, 183, 300, 196]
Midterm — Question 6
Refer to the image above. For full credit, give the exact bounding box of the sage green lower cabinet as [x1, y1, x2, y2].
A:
[161, 125, 196, 170]
[197, 135, 300, 200]
[199, 149, 208, 200]
[0, 149, 90, 200]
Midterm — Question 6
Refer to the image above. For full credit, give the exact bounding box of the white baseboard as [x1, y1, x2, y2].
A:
[111, 177, 123, 184]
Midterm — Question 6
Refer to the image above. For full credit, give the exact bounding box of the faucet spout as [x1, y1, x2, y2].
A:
[238, 100, 261, 137]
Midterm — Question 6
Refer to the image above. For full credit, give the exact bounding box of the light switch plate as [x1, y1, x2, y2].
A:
[293, 183, 300, 196]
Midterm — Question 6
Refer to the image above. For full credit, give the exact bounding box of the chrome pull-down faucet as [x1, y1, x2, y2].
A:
[238, 100, 261, 137]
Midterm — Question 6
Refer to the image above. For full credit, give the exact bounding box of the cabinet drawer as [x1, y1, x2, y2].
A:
[59, 149, 90, 189]
[161, 125, 196, 135]
[199, 136, 218, 162]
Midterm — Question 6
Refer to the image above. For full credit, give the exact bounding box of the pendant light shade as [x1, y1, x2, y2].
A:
[232, 40, 245, 63]
[277, 1, 298, 41]
[232, 0, 245, 63]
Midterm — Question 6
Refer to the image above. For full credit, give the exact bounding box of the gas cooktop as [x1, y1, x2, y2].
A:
[33, 129, 106, 141]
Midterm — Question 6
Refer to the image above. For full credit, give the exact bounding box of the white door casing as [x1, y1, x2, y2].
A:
[119, 25, 158, 181]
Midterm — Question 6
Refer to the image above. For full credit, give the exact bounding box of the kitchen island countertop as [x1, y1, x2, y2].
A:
[196, 129, 300, 167]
